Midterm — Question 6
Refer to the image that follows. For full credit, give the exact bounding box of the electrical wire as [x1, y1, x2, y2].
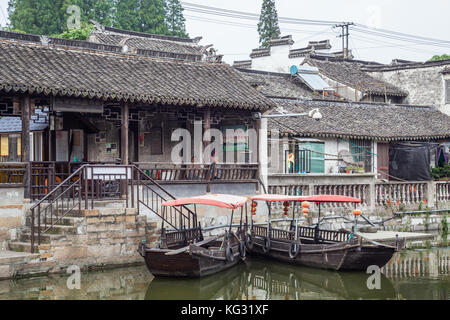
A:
[181, 2, 450, 51]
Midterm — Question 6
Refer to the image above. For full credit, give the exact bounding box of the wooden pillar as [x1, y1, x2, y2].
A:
[204, 108, 211, 193]
[203, 108, 211, 158]
[121, 102, 129, 165]
[120, 102, 129, 200]
[22, 96, 31, 198]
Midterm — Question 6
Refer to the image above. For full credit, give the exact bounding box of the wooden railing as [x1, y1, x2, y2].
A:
[134, 162, 259, 183]
[253, 225, 351, 243]
[164, 227, 203, 247]
[0, 162, 26, 187]
[375, 182, 427, 206]
[29, 161, 119, 201]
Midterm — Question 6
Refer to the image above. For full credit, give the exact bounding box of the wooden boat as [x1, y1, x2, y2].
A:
[246, 194, 406, 272]
[139, 194, 249, 278]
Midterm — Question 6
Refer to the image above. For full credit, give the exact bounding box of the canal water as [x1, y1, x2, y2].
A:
[0, 247, 448, 300]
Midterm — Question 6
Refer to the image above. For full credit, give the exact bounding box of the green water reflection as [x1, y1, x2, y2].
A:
[0, 248, 448, 300]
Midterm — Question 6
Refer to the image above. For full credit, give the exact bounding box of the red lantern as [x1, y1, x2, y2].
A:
[301, 201, 310, 208]
[252, 201, 258, 208]
[302, 208, 309, 214]
[353, 209, 362, 216]
[283, 201, 290, 207]
[252, 207, 257, 216]
[303, 213, 309, 218]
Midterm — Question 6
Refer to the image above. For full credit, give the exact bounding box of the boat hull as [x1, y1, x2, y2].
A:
[250, 236, 396, 272]
[142, 248, 241, 278]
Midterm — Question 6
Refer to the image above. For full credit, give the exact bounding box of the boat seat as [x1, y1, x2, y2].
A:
[208, 247, 223, 251]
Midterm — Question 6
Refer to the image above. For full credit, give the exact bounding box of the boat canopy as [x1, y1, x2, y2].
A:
[302, 195, 361, 203]
[161, 194, 248, 210]
[250, 194, 308, 202]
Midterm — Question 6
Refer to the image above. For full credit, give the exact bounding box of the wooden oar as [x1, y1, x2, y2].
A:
[164, 234, 225, 256]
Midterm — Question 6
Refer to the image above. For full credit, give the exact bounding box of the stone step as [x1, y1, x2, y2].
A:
[97, 208, 127, 216]
[20, 232, 65, 244]
[37, 225, 78, 235]
[26, 216, 81, 227]
[0, 250, 40, 266]
[8, 241, 39, 253]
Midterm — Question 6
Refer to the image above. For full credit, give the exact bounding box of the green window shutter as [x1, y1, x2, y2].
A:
[298, 142, 325, 173]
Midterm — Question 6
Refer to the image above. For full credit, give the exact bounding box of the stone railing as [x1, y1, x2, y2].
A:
[268, 173, 450, 211]
[436, 181, 450, 203]
[375, 182, 428, 206]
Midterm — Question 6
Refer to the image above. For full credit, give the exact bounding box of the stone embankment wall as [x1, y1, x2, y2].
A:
[0, 188, 27, 251]
[1, 204, 158, 280]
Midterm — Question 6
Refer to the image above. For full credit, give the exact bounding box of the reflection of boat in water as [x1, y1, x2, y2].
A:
[145, 257, 397, 300]
[145, 263, 248, 300]
[246, 258, 397, 300]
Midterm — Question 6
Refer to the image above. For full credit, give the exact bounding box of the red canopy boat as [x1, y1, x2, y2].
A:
[246, 194, 404, 271]
[139, 194, 249, 278]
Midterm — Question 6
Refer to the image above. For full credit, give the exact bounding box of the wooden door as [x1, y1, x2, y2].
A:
[377, 143, 389, 180]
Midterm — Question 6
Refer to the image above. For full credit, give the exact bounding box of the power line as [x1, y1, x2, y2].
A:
[181, 2, 450, 50]
[181, 1, 341, 26]
[185, 14, 335, 35]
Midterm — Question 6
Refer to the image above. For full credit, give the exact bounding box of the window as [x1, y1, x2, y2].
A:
[349, 139, 373, 173]
[298, 142, 325, 173]
[0, 134, 21, 162]
[446, 80, 450, 104]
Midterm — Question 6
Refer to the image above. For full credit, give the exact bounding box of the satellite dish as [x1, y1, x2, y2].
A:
[338, 150, 353, 166]
[290, 65, 299, 75]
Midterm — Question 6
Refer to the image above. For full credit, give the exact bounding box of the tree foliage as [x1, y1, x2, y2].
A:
[7, 0, 189, 38]
[165, 0, 188, 38]
[8, 0, 66, 35]
[430, 54, 450, 61]
[139, 0, 168, 34]
[257, 0, 281, 48]
[55, 23, 94, 40]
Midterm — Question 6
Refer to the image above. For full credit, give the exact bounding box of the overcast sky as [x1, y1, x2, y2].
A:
[1, 0, 449, 65]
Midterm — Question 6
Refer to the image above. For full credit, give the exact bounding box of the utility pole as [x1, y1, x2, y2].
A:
[334, 22, 354, 59]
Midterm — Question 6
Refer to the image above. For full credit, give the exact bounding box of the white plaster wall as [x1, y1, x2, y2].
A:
[443, 73, 450, 115]
[369, 65, 450, 115]
[251, 46, 305, 73]
[87, 122, 120, 162]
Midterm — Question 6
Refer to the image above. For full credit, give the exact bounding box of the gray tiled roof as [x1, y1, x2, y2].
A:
[91, 33, 203, 60]
[0, 117, 48, 133]
[0, 39, 274, 111]
[268, 98, 450, 141]
[304, 56, 407, 97]
[235, 68, 340, 101]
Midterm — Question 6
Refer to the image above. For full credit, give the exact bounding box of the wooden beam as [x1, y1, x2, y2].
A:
[21, 96, 31, 198]
[204, 108, 211, 193]
[121, 102, 129, 165]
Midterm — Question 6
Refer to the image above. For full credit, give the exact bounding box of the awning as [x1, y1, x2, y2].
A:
[250, 194, 308, 202]
[302, 195, 361, 203]
[162, 194, 248, 210]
